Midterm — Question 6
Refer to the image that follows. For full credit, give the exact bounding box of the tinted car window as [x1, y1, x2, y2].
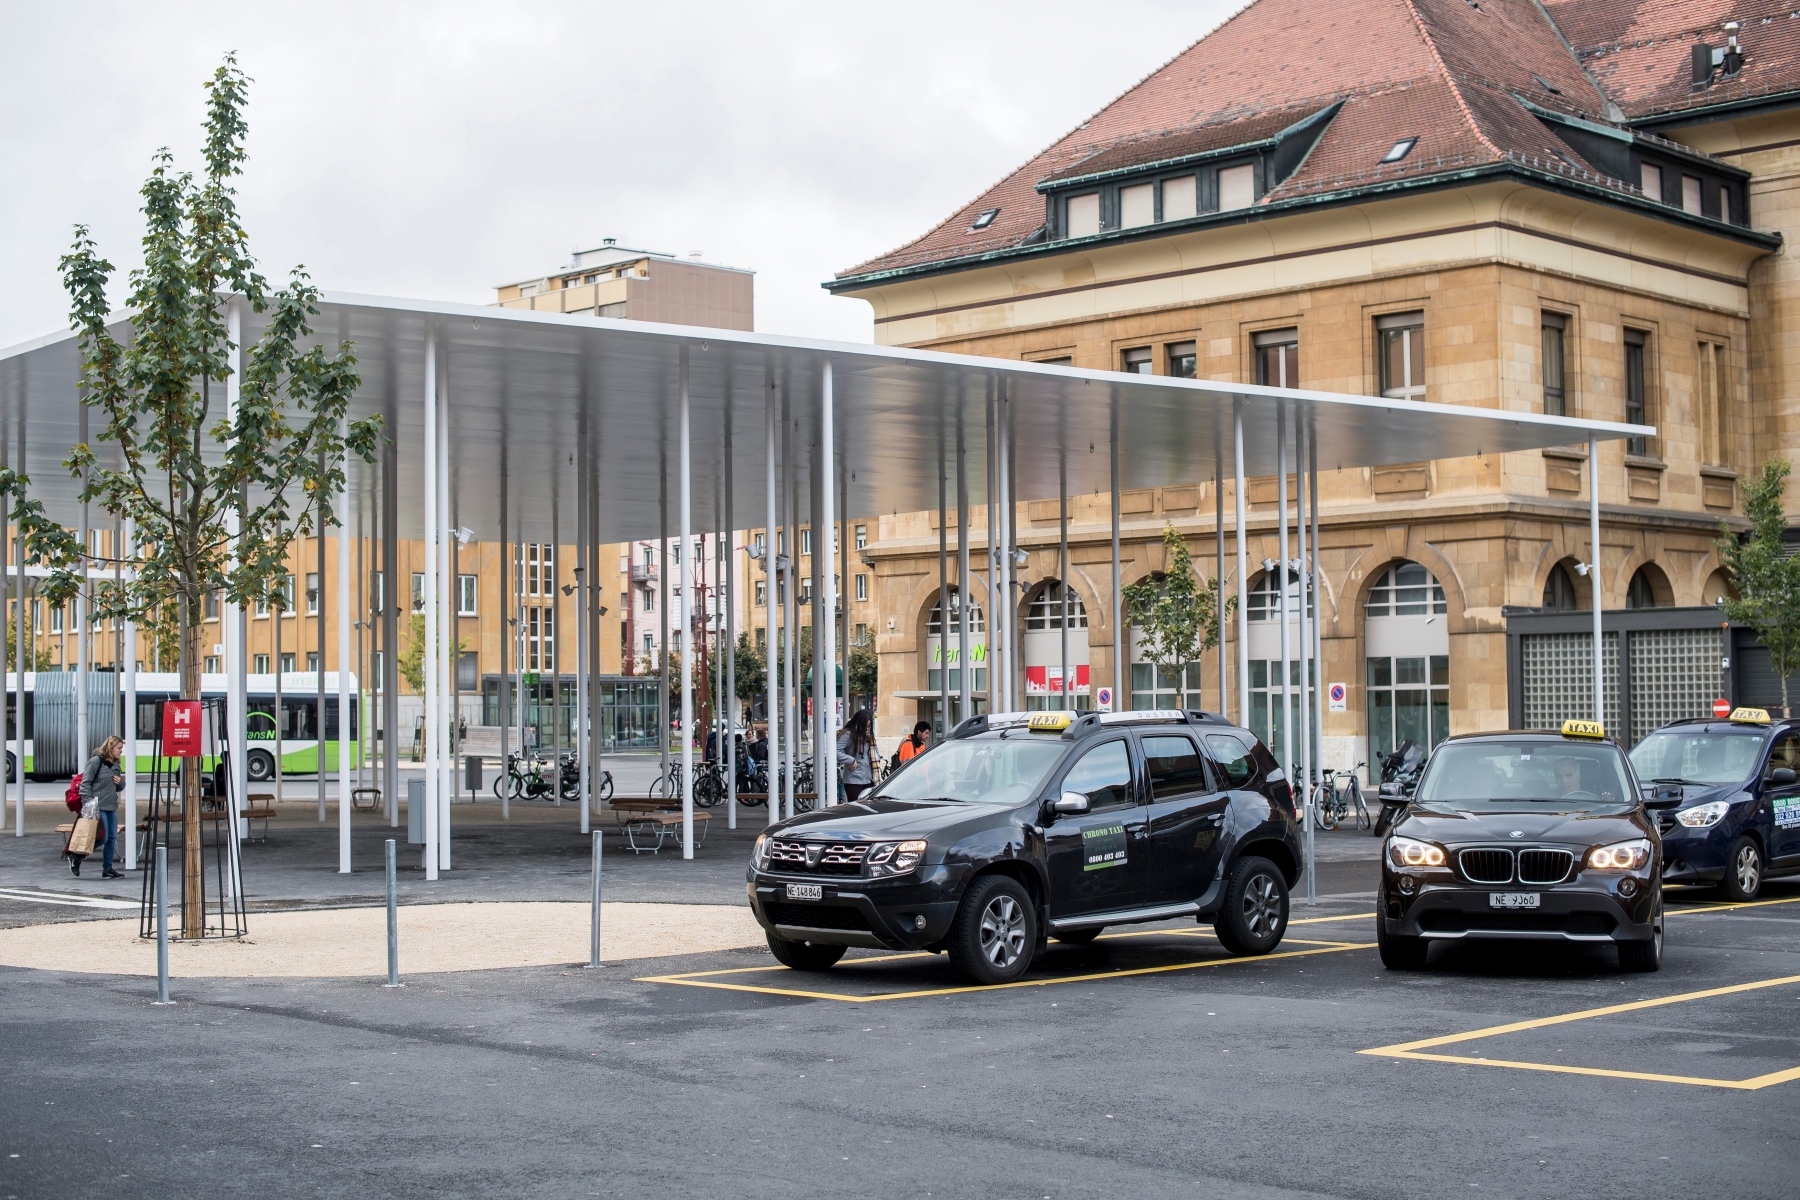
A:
[1205, 733, 1257, 787]
[1143, 735, 1209, 800]
[1630, 727, 1765, 786]
[1766, 732, 1800, 781]
[1415, 741, 1633, 809]
[1061, 740, 1135, 810]
[874, 733, 1065, 805]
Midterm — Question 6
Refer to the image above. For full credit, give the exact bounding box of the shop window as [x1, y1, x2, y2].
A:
[1131, 662, 1202, 710]
[1248, 658, 1316, 752]
[1366, 655, 1449, 764]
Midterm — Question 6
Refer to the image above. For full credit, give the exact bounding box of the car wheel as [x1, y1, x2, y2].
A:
[246, 749, 275, 782]
[947, 874, 1037, 985]
[1719, 835, 1763, 902]
[765, 932, 846, 972]
[1053, 927, 1102, 945]
[1375, 890, 1429, 969]
[1213, 856, 1289, 956]
[1618, 911, 1663, 973]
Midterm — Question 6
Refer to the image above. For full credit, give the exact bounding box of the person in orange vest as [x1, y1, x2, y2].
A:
[895, 721, 932, 766]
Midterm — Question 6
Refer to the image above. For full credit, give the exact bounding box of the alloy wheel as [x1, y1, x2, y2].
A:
[1735, 844, 1761, 894]
[979, 894, 1027, 968]
[1243, 872, 1283, 938]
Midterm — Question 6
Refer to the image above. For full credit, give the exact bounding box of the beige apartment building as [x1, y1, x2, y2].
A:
[826, 0, 1800, 765]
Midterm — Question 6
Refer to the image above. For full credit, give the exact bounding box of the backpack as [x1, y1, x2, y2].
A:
[888, 748, 903, 772]
[64, 774, 84, 812]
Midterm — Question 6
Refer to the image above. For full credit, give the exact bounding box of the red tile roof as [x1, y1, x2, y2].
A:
[835, 0, 1784, 282]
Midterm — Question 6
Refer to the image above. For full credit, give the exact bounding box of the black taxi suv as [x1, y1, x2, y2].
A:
[1629, 707, 1800, 901]
[1378, 720, 1682, 973]
[747, 709, 1305, 985]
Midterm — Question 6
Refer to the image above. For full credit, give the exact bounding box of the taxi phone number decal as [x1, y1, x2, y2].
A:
[1777, 796, 1800, 829]
[1082, 823, 1127, 870]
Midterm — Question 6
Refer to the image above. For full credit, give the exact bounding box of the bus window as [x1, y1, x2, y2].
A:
[282, 698, 318, 741]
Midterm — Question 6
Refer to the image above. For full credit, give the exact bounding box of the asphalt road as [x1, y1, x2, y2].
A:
[4, 874, 1797, 1199]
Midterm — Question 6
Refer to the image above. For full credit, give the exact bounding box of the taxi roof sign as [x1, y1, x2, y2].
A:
[1027, 711, 1074, 732]
[1561, 719, 1606, 740]
[1729, 707, 1772, 725]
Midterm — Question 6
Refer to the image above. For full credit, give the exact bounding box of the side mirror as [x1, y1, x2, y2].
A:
[1052, 791, 1090, 816]
[1772, 767, 1798, 787]
[1643, 783, 1685, 810]
[1378, 782, 1404, 801]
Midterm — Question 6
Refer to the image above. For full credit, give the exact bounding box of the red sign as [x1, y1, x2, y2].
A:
[162, 701, 203, 757]
[1025, 665, 1091, 696]
[1713, 698, 1732, 719]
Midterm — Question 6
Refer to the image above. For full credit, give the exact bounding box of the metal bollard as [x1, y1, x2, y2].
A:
[384, 838, 401, 987]
[587, 829, 602, 968]
[153, 844, 172, 1004]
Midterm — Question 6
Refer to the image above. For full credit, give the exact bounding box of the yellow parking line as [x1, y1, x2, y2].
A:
[1360, 973, 1800, 1090]
[639, 940, 1376, 1004]
[1666, 894, 1800, 917]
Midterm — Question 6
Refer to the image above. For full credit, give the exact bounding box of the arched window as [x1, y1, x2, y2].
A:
[1364, 562, 1446, 616]
[1542, 564, 1579, 611]
[1246, 568, 1312, 621]
[927, 587, 985, 635]
[1627, 566, 1666, 609]
[1026, 581, 1087, 630]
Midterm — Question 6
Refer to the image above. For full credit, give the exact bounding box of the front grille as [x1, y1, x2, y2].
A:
[766, 840, 870, 876]
[1517, 849, 1574, 885]
[1458, 848, 1514, 884]
[763, 902, 869, 931]
[1658, 812, 1678, 834]
[1420, 910, 1616, 936]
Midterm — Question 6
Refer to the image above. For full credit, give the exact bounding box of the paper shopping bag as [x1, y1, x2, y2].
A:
[67, 817, 98, 856]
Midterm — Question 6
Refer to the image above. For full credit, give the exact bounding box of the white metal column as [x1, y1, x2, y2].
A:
[421, 327, 439, 881]
[577, 451, 590, 838]
[1296, 420, 1313, 906]
[1277, 408, 1293, 794]
[820, 359, 837, 807]
[995, 386, 1012, 712]
[957, 413, 971, 722]
[679, 348, 694, 857]
[725, 397, 736, 828]
[1234, 406, 1249, 728]
[1590, 435, 1604, 724]
[122, 520, 137, 870]
[437, 347, 453, 870]
[337, 443, 352, 875]
[1111, 402, 1122, 712]
[764, 370, 778, 826]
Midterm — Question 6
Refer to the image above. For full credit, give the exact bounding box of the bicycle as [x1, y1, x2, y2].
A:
[1312, 764, 1371, 832]
[495, 752, 556, 801]
[555, 752, 614, 803]
[649, 760, 726, 807]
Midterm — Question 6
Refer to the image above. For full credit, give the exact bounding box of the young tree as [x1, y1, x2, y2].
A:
[733, 631, 766, 705]
[398, 612, 464, 695]
[1123, 523, 1234, 708]
[1, 58, 380, 934]
[1717, 459, 1800, 716]
[848, 633, 879, 702]
[6, 606, 54, 673]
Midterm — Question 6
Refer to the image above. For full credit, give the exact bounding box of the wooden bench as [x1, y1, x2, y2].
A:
[241, 794, 277, 843]
[619, 809, 711, 854]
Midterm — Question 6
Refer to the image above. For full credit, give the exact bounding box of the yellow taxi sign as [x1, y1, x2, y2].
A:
[1729, 707, 1772, 725]
[1027, 711, 1074, 733]
[1561, 719, 1606, 740]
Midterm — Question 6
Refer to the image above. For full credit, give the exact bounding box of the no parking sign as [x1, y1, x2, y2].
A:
[1328, 682, 1347, 712]
[1095, 686, 1113, 712]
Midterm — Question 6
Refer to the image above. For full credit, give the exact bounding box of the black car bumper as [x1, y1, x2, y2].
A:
[1383, 880, 1657, 944]
[1658, 825, 1733, 884]
[747, 864, 969, 951]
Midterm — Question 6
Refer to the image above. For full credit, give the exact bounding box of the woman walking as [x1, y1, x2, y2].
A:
[79, 735, 126, 879]
[835, 710, 878, 803]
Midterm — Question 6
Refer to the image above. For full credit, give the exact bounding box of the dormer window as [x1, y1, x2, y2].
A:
[1382, 138, 1417, 164]
[1067, 194, 1100, 238]
[970, 207, 1000, 230]
[1218, 164, 1255, 210]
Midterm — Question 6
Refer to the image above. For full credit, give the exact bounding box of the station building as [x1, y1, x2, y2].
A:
[826, 0, 1800, 763]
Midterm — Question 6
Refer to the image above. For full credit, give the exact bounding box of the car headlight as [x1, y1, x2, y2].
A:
[1586, 839, 1651, 871]
[1677, 801, 1729, 829]
[1387, 836, 1446, 868]
[752, 833, 771, 871]
[867, 839, 927, 878]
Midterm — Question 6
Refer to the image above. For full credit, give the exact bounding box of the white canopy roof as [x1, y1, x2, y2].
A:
[0, 292, 1653, 541]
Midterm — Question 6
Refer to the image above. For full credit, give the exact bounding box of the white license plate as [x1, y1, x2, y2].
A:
[1489, 892, 1540, 909]
[785, 883, 823, 901]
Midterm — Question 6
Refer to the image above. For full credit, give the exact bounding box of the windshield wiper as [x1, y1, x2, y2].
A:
[1649, 777, 1695, 786]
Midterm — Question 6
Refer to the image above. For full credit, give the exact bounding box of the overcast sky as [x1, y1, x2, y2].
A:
[0, 1, 1240, 350]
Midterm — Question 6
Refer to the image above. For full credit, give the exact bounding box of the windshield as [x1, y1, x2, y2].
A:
[872, 733, 1065, 805]
[1629, 727, 1765, 786]
[1413, 741, 1635, 810]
